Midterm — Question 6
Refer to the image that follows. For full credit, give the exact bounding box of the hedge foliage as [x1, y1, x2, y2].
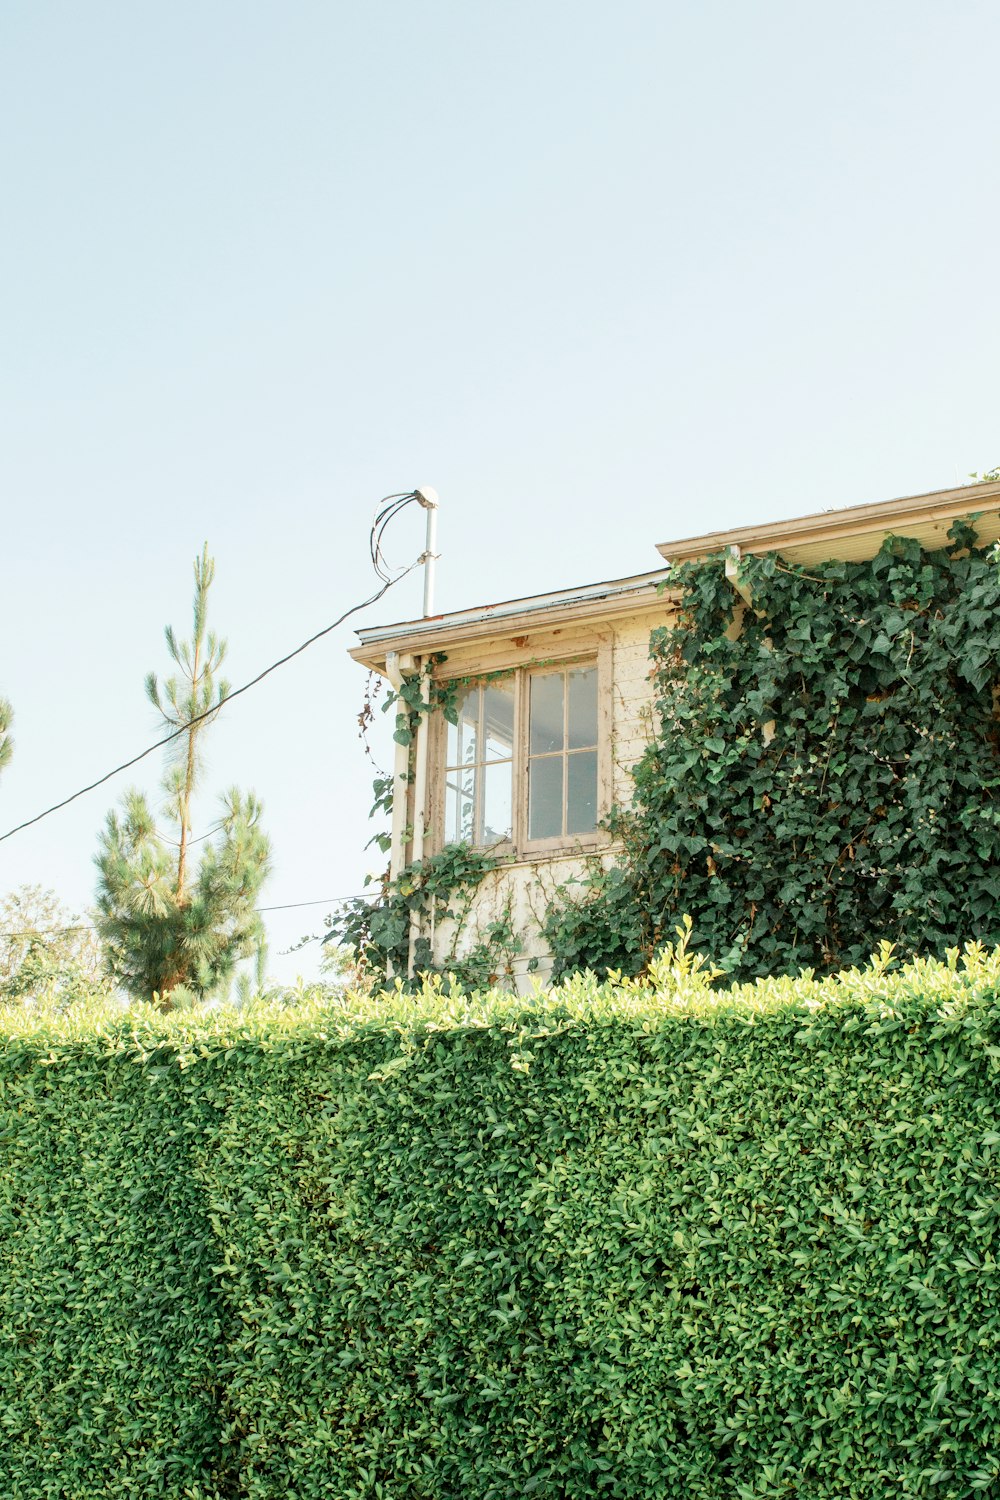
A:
[4, 944, 1000, 1497]
[0, 1021, 230, 1498]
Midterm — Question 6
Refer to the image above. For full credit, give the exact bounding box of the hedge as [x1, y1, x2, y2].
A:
[0, 1031, 229, 1498]
[3, 945, 1000, 1497]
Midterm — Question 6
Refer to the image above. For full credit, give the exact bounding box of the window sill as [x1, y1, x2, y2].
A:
[472, 832, 616, 869]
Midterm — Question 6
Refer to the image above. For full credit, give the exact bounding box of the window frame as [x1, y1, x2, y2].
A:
[428, 638, 613, 859]
[440, 676, 517, 850]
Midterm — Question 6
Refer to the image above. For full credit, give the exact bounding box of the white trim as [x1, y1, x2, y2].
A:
[656, 479, 1000, 565]
[351, 571, 672, 670]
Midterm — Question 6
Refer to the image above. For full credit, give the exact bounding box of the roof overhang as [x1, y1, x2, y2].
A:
[351, 569, 675, 674]
[656, 479, 1000, 568]
[351, 480, 1000, 676]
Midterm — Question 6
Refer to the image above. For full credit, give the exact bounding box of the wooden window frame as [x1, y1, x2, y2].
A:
[428, 636, 613, 859]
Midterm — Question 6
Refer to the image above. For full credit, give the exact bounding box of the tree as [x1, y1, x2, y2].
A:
[95, 545, 271, 1006]
[0, 884, 104, 1008]
[0, 697, 12, 774]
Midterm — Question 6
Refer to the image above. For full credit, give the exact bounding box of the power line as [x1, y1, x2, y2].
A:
[0, 924, 96, 938]
[0, 891, 379, 941]
[0, 572, 411, 844]
[257, 895, 374, 913]
[371, 492, 421, 582]
[0, 493, 424, 847]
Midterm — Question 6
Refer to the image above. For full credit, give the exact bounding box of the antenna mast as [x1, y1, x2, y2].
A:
[415, 487, 439, 617]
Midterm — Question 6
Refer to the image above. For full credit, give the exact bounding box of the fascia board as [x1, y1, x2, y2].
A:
[655, 480, 1000, 564]
[350, 577, 678, 673]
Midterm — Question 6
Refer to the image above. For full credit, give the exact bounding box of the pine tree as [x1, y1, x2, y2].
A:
[0, 698, 12, 774]
[95, 545, 271, 1006]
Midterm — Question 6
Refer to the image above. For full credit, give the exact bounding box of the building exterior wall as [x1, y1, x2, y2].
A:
[609, 612, 659, 805]
[424, 604, 668, 990]
[357, 482, 1000, 991]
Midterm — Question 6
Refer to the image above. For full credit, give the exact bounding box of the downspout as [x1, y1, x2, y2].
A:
[725, 544, 753, 605]
[724, 544, 752, 643]
[384, 650, 413, 883]
[410, 661, 431, 870]
[406, 489, 439, 980]
[407, 656, 432, 979]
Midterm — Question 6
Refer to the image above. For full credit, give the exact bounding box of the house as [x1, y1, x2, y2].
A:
[350, 478, 1000, 989]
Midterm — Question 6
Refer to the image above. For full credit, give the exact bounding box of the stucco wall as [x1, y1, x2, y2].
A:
[428, 606, 665, 990]
[609, 611, 658, 804]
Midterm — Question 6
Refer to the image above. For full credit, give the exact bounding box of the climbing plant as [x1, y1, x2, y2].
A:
[325, 841, 519, 991]
[339, 653, 552, 989]
[547, 521, 1000, 982]
[358, 656, 502, 853]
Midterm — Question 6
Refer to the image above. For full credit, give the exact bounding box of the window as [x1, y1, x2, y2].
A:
[438, 660, 604, 854]
[527, 666, 598, 839]
[444, 680, 515, 844]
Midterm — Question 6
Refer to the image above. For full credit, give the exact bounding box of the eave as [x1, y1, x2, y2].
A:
[656, 479, 1000, 568]
[351, 570, 675, 674]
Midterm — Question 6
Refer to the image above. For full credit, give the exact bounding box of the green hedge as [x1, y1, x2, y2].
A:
[4, 947, 1000, 1497]
[0, 1030, 229, 1498]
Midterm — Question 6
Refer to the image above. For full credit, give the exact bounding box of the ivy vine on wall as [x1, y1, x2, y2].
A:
[337, 653, 556, 990]
[546, 521, 1000, 982]
[326, 842, 520, 990]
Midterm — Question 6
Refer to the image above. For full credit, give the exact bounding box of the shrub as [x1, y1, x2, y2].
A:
[4, 945, 1000, 1496]
[0, 1002, 231, 1498]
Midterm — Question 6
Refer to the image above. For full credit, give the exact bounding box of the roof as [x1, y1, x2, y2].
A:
[350, 569, 673, 672]
[656, 478, 1000, 567]
[351, 478, 1000, 673]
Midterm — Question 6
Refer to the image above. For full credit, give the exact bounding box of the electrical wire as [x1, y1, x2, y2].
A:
[0, 493, 424, 847]
[257, 895, 375, 913]
[0, 892, 379, 941]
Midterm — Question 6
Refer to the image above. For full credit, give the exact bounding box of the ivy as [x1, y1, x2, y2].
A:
[347, 655, 521, 983]
[547, 524, 1000, 982]
[325, 842, 520, 991]
[544, 862, 647, 982]
[349, 655, 553, 979]
[378, 653, 515, 748]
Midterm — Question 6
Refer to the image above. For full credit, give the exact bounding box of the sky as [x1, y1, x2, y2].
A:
[3, 0, 999, 983]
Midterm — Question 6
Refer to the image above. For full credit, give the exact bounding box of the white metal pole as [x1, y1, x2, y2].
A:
[406, 487, 439, 979]
[415, 487, 439, 617]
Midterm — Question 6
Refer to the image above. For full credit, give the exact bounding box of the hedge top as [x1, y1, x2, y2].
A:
[3, 930, 1000, 1062]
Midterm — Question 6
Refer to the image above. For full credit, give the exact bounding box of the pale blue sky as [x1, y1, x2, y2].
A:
[3, 1, 999, 980]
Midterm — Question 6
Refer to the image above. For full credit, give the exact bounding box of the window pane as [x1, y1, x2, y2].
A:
[567, 667, 598, 749]
[446, 783, 474, 843]
[529, 673, 564, 755]
[529, 755, 563, 840]
[447, 686, 480, 768]
[481, 759, 513, 844]
[566, 750, 598, 834]
[482, 682, 515, 761]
